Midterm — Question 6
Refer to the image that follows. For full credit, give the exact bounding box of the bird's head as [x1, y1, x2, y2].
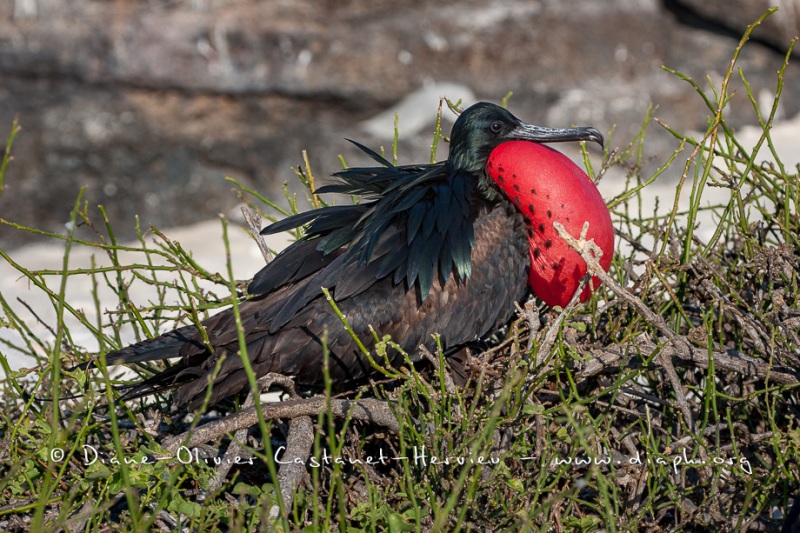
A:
[447, 102, 603, 175]
[449, 102, 613, 307]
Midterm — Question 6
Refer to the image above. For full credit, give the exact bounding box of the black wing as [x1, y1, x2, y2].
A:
[250, 141, 477, 332]
[150, 202, 529, 410]
[80, 141, 515, 410]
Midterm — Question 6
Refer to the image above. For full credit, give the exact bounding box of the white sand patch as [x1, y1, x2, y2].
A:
[1, 217, 290, 373]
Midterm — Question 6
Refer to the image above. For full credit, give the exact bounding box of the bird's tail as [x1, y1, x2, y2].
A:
[68, 324, 210, 408]
[71, 324, 204, 371]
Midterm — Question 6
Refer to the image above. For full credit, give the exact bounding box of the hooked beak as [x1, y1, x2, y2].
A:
[510, 122, 604, 150]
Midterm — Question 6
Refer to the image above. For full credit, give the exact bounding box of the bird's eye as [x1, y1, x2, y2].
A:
[490, 121, 503, 134]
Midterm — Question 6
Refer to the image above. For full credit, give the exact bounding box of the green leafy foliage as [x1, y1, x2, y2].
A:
[0, 12, 798, 531]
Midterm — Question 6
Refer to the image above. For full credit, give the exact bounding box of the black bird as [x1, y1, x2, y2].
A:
[80, 103, 603, 411]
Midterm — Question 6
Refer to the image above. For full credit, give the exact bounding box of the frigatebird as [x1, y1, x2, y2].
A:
[79, 102, 609, 411]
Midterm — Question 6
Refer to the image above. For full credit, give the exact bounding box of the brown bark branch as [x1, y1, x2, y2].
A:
[163, 397, 400, 452]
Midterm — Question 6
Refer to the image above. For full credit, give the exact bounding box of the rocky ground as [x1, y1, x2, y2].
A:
[0, 0, 797, 247]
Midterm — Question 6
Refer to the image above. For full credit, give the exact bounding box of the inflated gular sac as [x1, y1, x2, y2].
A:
[486, 140, 614, 307]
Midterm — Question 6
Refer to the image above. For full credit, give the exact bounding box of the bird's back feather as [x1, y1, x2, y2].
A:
[83, 139, 530, 410]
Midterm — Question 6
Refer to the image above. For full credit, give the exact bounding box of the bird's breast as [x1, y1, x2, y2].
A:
[362, 202, 530, 350]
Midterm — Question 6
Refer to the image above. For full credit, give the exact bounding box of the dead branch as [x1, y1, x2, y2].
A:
[241, 207, 273, 264]
[268, 415, 314, 520]
[553, 221, 697, 432]
[163, 397, 401, 452]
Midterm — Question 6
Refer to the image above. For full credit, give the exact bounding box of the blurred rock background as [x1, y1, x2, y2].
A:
[0, 0, 798, 248]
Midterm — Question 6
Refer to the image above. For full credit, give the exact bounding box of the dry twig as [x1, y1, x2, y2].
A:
[241, 207, 273, 263]
[163, 397, 401, 452]
[553, 221, 697, 432]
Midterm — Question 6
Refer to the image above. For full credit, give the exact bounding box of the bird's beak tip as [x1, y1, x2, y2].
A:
[512, 123, 605, 149]
[585, 127, 604, 150]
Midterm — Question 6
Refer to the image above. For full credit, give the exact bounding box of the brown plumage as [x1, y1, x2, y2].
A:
[93, 200, 527, 411]
[77, 103, 602, 412]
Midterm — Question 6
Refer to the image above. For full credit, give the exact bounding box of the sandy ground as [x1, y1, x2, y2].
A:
[1, 218, 291, 372]
[2, 111, 798, 373]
